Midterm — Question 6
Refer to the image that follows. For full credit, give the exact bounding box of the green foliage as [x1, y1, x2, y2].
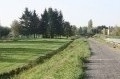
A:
[63, 22, 77, 37]
[20, 8, 32, 36]
[41, 8, 64, 38]
[56, 11, 64, 37]
[0, 26, 10, 39]
[30, 10, 40, 38]
[20, 8, 41, 38]
[11, 20, 21, 38]
[93, 25, 108, 34]
[0, 7, 78, 39]
[78, 27, 83, 35]
[71, 25, 78, 36]
[40, 9, 49, 38]
[78, 27, 88, 36]
[11, 7, 75, 39]
[78, 25, 108, 37]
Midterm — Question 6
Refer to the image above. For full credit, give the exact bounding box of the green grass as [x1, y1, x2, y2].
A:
[0, 39, 69, 74]
[13, 38, 90, 79]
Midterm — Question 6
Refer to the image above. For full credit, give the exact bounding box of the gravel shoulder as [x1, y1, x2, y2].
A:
[85, 38, 120, 79]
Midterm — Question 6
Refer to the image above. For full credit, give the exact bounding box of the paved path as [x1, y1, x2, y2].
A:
[85, 39, 120, 79]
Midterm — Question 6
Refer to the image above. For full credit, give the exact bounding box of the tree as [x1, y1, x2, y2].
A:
[63, 22, 72, 38]
[0, 26, 10, 39]
[95, 25, 107, 34]
[87, 19, 93, 36]
[48, 9, 64, 38]
[111, 25, 120, 36]
[71, 25, 77, 36]
[88, 19, 93, 29]
[20, 8, 32, 37]
[30, 10, 40, 38]
[41, 8, 64, 38]
[82, 27, 88, 36]
[19, 7, 70, 38]
[41, 9, 49, 38]
[55, 11, 64, 37]
[11, 20, 21, 38]
[48, 8, 55, 38]
[78, 27, 83, 35]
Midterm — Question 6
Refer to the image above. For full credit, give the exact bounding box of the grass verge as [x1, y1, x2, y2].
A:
[0, 39, 70, 78]
[13, 38, 90, 79]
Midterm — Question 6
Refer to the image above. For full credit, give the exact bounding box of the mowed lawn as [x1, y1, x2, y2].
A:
[14, 39, 90, 79]
[0, 39, 69, 74]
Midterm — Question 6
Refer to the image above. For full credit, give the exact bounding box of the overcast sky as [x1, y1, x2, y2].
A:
[0, 0, 120, 27]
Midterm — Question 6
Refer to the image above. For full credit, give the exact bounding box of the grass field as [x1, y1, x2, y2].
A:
[0, 39, 69, 74]
[13, 38, 90, 79]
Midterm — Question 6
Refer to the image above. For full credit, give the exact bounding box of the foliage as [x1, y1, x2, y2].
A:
[11, 20, 21, 38]
[110, 26, 120, 36]
[19, 8, 40, 38]
[88, 19, 93, 29]
[20, 8, 32, 36]
[0, 26, 10, 39]
[78, 27, 88, 36]
[87, 19, 93, 35]
[78, 25, 108, 37]
[93, 25, 108, 34]
[30, 10, 40, 38]
[40, 9, 49, 38]
[40, 8, 65, 38]
[0, 7, 76, 39]
[71, 25, 78, 36]
[15, 7, 75, 39]
[63, 22, 72, 38]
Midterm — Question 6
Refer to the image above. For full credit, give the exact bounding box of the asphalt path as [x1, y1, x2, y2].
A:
[85, 38, 120, 79]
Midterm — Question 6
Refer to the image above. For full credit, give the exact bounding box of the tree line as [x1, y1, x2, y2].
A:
[11, 8, 77, 39]
[0, 8, 77, 39]
[78, 19, 108, 36]
[1, 8, 120, 39]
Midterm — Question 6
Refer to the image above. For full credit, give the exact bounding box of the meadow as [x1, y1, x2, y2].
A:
[13, 38, 90, 79]
[0, 39, 70, 74]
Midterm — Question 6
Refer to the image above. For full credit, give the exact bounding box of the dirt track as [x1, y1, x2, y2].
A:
[85, 38, 120, 79]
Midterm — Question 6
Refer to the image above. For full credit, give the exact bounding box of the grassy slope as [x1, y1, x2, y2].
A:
[0, 39, 69, 74]
[14, 38, 90, 79]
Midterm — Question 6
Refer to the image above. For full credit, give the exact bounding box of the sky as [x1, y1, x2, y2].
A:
[0, 0, 120, 27]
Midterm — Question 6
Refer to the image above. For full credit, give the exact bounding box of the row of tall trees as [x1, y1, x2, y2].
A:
[40, 8, 64, 38]
[19, 8, 40, 38]
[11, 8, 77, 39]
